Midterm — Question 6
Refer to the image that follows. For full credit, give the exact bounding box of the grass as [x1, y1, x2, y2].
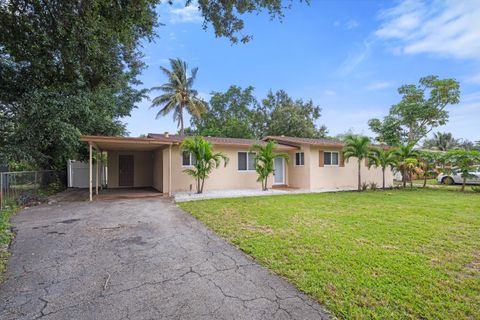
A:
[0, 203, 18, 283]
[179, 189, 480, 319]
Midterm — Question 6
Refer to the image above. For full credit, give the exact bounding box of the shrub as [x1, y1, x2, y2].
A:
[361, 182, 369, 191]
[369, 182, 378, 190]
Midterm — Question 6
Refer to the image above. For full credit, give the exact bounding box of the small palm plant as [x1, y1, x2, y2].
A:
[404, 157, 419, 189]
[368, 147, 397, 189]
[250, 140, 289, 191]
[395, 143, 419, 188]
[181, 136, 229, 193]
[418, 151, 438, 188]
[150, 58, 207, 135]
[343, 135, 371, 191]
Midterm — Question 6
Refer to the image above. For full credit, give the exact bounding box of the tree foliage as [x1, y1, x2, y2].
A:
[189, 86, 328, 139]
[395, 143, 419, 188]
[369, 76, 460, 146]
[181, 136, 229, 193]
[194, 0, 308, 43]
[191, 86, 258, 138]
[0, 0, 160, 168]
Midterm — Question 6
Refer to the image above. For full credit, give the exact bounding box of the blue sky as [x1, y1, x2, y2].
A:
[126, 0, 480, 142]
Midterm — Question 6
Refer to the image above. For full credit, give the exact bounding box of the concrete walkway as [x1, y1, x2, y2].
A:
[0, 198, 330, 319]
[174, 187, 356, 202]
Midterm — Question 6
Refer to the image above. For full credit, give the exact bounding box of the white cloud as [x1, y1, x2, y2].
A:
[336, 41, 371, 76]
[346, 20, 359, 29]
[324, 89, 336, 96]
[333, 19, 360, 29]
[365, 82, 392, 90]
[375, 0, 480, 60]
[169, 3, 202, 24]
[464, 73, 480, 84]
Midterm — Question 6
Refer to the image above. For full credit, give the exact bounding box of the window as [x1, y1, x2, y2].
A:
[324, 151, 339, 166]
[295, 152, 305, 166]
[182, 151, 197, 166]
[238, 152, 256, 171]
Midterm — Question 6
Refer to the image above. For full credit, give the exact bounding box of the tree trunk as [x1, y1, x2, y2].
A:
[462, 177, 466, 192]
[358, 159, 361, 191]
[200, 178, 205, 194]
[382, 167, 386, 190]
[410, 171, 413, 189]
[179, 106, 184, 135]
[402, 168, 407, 188]
[196, 178, 201, 194]
[423, 173, 427, 188]
[264, 176, 268, 191]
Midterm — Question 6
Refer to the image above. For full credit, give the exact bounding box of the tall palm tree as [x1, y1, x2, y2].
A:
[181, 136, 229, 193]
[395, 143, 419, 188]
[423, 132, 458, 151]
[250, 140, 289, 191]
[368, 147, 397, 189]
[150, 58, 207, 135]
[343, 135, 371, 191]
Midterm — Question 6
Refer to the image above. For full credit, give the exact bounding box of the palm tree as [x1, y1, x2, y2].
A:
[150, 58, 207, 135]
[418, 151, 438, 188]
[395, 143, 419, 188]
[423, 132, 458, 151]
[368, 147, 397, 189]
[181, 136, 229, 193]
[343, 135, 371, 191]
[250, 140, 289, 191]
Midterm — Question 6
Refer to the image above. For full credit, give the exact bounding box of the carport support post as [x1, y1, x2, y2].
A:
[95, 150, 99, 196]
[169, 144, 172, 196]
[89, 143, 93, 201]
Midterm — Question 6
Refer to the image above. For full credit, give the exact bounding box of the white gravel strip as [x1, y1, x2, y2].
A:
[174, 186, 357, 202]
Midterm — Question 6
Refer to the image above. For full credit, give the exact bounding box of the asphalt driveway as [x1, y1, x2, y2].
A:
[0, 198, 329, 319]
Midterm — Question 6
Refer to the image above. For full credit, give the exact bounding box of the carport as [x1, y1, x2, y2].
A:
[79, 136, 175, 201]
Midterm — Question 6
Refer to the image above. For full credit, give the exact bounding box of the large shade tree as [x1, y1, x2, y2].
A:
[1, 0, 305, 169]
[369, 76, 460, 146]
[343, 135, 371, 191]
[150, 58, 207, 135]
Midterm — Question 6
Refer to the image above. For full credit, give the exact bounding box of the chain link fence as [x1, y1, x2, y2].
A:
[0, 170, 65, 209]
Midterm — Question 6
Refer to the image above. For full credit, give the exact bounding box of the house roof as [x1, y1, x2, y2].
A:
[147, 133, 299, 150]
[80, 135, 170, 151]
[263, 135, 344, 148]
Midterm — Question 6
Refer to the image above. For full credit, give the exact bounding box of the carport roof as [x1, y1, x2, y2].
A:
[80, 135, 171, 151]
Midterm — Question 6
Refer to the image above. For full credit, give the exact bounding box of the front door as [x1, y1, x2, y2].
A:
[119, 155, 134, 187]
[273, 157, 285, 185]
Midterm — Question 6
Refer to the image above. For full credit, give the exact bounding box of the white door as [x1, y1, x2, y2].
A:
[273, 157, 285, 185]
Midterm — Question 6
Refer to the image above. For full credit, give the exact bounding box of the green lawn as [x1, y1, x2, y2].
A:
[0, 204, 17, 282]
[179, 189, 480, 319]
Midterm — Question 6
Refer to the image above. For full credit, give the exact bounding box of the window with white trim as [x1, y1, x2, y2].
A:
[182, 151, 197, 166]
[238, 152, 256, 171]
[324, 151, 339, 166]
[295, 152, 305, 166]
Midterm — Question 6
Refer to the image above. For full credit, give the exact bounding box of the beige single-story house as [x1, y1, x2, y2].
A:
[80, 133, 394, 200]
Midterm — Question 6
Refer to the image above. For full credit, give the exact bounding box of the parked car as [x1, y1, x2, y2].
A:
[437, 167, 480, 185]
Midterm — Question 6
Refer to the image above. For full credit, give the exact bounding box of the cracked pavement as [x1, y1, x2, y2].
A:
[0, 198, 330, 319]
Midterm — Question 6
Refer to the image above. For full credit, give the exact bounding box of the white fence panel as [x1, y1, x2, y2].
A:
[68, 160, 106, 188]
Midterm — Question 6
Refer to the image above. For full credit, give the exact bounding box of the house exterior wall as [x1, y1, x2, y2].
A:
[166, 145, 268, 193]
[285, 145, 311, 189]
[308, 146, 394, 189]
[152, 149, 163, 192]
[107, 151, 153, 188]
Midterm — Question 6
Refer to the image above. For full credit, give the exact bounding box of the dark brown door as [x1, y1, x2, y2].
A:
[119, 155, 134, 187]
